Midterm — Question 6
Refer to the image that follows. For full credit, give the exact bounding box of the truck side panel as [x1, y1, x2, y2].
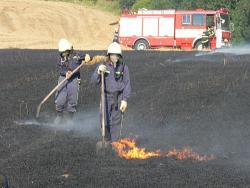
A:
[159, 18, 174, 37]
[119, 17, 142, 37]
[143, 17, 158, 36]
[143, 16, 175, 47]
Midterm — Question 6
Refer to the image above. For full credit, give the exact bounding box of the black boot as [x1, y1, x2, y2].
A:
[104, 127, 112, 149]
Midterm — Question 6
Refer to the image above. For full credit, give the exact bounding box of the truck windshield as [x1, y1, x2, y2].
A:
[220, 14, 230, 30]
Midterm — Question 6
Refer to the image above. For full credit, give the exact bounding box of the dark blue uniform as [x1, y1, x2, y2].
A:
[92, 60, 131, 141]
[55, 51, 85, 113]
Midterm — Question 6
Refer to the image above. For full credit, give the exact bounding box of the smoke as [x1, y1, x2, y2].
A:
[213, 45, 250, 55]
[122, 114, 250, 166]
[195, 45, 250, 57]
[51, 109, 100, 137]
[171, 57, 195, 63]
[119, 115, 185, 151]
[14, 109, 100, 138]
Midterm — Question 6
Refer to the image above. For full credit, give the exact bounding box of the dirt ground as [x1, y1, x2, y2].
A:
[1, 49, 250, 187]
[0, 0, 118, 50]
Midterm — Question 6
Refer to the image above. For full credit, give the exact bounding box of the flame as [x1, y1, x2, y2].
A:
[166, 147, 215, 161]
[112, 138, 215, 161]
[112, 138, 161, 159]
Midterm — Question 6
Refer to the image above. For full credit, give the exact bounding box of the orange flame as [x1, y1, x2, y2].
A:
[112, 138, 215, 161]
[112, 138, 161, 159]
[166, 147, 215, 161]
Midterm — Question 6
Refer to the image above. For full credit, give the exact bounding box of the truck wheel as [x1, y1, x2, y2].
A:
[134, 39, 149, 50]
[195, 40, 203, 51]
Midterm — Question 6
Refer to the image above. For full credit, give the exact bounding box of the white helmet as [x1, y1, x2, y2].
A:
[107, 42, 122, 56]
[58, 38, 72, 52]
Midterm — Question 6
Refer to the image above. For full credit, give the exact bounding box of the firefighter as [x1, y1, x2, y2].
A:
[202, 25, 215, 49]
[54, 38, 91, 123]
[112, 28, 119, 43]
[92, 42, 131, 142]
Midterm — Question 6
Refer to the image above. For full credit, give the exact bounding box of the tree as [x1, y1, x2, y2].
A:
[132, 0, 181, 10]
[119, 0, 137, 9]
[231, 0, 250, 43]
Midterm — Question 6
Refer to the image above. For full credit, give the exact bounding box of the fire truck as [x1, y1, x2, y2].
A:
[118, 8, 233, 50]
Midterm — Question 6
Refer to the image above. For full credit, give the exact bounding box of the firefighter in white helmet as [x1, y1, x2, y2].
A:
[92, 42, 131, 142]
[54, 38, 91, 123]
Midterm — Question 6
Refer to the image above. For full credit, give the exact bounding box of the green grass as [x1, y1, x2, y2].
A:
[44, 0, 120, 15]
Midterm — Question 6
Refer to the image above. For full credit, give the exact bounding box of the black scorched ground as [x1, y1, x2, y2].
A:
[0, 49, 250, 187]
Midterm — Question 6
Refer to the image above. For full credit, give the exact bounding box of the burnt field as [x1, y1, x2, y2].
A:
[1, 49, 250, 187]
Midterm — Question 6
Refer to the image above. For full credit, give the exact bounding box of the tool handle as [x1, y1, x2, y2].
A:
[119, 112, 124, 140]
[36, 61, 86, 118]
[101, 71, 105, 138]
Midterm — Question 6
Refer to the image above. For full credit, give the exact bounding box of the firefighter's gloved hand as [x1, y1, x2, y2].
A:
[66, 71, 72, 79]
[120, 100, 127, 112]
[85, 54, 91, 63]
[97, 64, 107, 74]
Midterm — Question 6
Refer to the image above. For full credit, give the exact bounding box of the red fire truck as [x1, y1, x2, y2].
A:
[118, 8, 232, 50]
